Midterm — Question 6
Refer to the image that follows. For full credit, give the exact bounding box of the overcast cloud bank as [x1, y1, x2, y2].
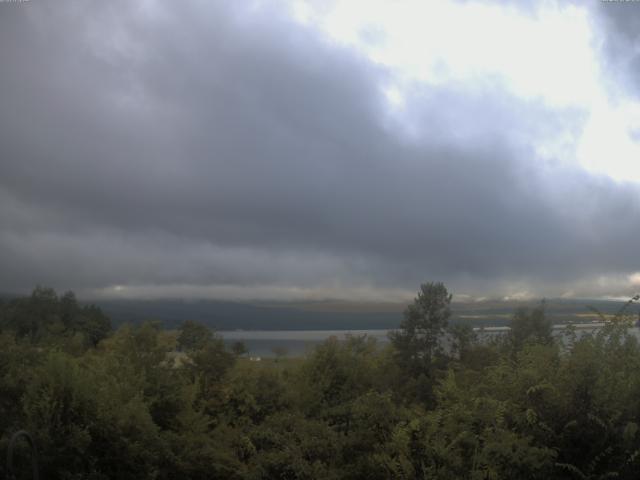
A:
[1, 0, 640, 301]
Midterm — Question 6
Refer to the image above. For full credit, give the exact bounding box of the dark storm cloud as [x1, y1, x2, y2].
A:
[1, 0, 640, 299]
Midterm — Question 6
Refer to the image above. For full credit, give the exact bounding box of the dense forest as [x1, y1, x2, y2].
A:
[2, 284, 640, 479]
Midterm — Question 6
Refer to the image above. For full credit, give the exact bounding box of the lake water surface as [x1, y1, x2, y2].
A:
[220, 323, 632, 357]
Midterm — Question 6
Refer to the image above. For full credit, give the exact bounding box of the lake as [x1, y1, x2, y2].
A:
[220, 329, 391, 357]
[220, 322, 632, 357]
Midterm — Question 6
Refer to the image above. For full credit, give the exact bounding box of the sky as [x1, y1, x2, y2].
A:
[1, 0, 640, 302]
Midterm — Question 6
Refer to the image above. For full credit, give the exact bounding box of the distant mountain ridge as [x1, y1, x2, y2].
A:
[82, 297, 640, 330]
[2, 293, 637, 330]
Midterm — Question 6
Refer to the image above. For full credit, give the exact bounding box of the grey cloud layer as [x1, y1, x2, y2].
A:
[594, 0, 640, 100]
[1, 0, 639, 299]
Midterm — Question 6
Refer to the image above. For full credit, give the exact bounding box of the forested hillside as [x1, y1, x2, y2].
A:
[2, 285, 640, 479]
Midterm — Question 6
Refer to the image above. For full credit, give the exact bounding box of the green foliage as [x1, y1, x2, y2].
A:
[245, 412, 342, 479]
[509, 302, 553, 351]
[388, 282, 452, 404]
[3, 285, 640, 479]
[299, 334, 381, 416]
[177, 320, 214, 352]
[0, 286, 111, 349]
[224, 362, 290, 425]
[390, 282, 452, 373]
[449, 323, 478, 362]
[231, 340, 248, 357]
[22, 352, 163, 479]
